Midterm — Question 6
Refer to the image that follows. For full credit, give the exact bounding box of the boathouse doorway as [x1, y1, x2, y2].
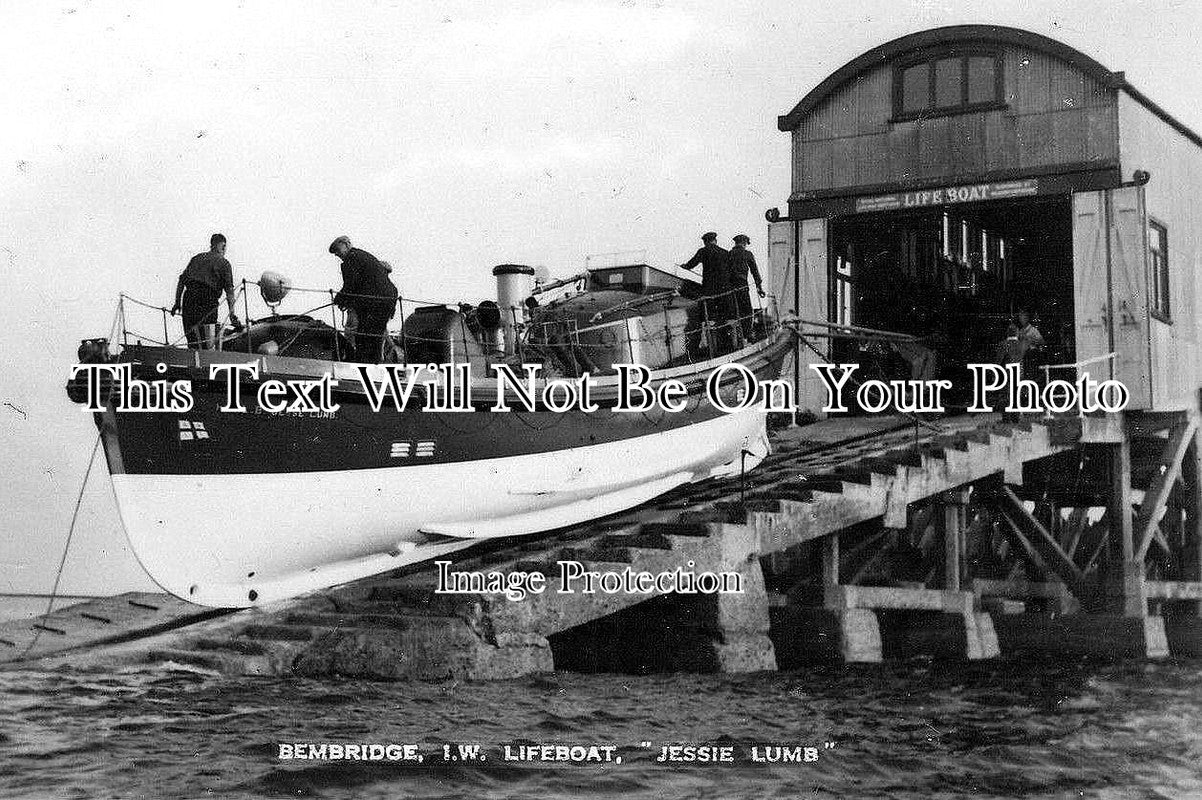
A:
[825, 193, 1075, 403]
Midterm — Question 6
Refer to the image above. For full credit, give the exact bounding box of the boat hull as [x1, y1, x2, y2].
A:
[111, 408, 768, 607]
[95, 332, 794, 608]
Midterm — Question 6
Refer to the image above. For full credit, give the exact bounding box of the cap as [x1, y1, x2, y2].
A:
[328, 235, 351, 254]
[733, 234, 750, 245]
[701, 231, 717, 242]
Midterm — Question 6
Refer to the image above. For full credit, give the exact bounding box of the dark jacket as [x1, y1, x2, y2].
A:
[181, 251, 234, 292]
[727, 246, 763, 290]
[334, 247, 398, 315]
[682, 243, 730, 295]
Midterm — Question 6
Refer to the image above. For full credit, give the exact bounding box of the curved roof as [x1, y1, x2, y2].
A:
[778, 25, 1120, 132]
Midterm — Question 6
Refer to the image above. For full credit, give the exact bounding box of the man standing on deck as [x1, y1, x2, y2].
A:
[328, 235, 398, 363]
[170, 233, 241, 348]
[727, 234, 765, 343]
[680, 231, 732, 350]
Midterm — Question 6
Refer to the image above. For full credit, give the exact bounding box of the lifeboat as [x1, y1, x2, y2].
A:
[68, 259, 795, 607]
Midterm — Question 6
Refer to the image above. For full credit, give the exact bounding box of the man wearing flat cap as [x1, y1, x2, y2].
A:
[680, 231, 730, 299]
[727, 233, 765, 343]
[328, 236, 398, 363]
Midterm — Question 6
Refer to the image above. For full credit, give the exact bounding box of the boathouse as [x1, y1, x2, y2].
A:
[766, 25, 1202, 413]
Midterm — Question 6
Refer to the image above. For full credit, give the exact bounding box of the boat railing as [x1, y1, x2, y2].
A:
[110, 279, 782, 371]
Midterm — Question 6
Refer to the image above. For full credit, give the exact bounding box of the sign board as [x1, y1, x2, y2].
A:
[854, 179, 1039, 213]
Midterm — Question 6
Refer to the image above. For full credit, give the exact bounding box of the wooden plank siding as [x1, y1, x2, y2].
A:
[1118, 94, 1202, 410]
[791, 48, 1119, 195]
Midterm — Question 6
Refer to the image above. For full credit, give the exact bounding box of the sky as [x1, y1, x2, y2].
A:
[2, 0, 1200, 596]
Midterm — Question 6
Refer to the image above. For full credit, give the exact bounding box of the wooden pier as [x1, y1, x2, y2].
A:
[9, 409, 1202, 679]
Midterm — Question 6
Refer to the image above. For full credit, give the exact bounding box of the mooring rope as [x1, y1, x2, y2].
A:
[18, 431, 103, 659]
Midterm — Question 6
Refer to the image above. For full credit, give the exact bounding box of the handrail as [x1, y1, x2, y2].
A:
[784, 318, 920, 343]
[1040, 351, 1115, 372]
[1039, 352, 1117, 419]
[112, 281, 783, 363]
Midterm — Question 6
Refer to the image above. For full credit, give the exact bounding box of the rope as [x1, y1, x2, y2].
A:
[18, 432, 102, 659]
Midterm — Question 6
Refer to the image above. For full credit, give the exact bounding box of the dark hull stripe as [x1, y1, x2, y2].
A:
[102, 335, 793, 476]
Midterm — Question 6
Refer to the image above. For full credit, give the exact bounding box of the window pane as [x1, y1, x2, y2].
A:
[1149, 222, 1166, 256]
[901, 64, 929, 112]
[967, 56, 997, 104]
[1150, 222, 1169, 317]
[935, 57, 962, 107]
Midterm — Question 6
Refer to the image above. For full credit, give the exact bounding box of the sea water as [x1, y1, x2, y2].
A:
[2, 656, 1201, 799]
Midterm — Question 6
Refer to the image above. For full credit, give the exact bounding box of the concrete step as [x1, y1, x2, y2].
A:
[597, 531, 673, 550]
[883, 447, 924, 467]
[239, 624, 315, 642]
[192, 637, 273, 655]
[638, 522, 713, 538]
[799, 475, 845, 493]
[557, 546, 634, 564]
[282, 612, 410, 630]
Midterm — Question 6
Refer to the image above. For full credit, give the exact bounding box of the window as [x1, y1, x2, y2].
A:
[894, 50, 1004, 118]
[934, 57, 962, 108]
[900, 64, 929, 114]
[1150, 220, 1170, 321]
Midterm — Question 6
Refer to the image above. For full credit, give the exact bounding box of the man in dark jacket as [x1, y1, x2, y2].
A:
[171, 233, 241, 348]
[680, 231, 730, 302]
[727, 234, 765, 343]
[681, 231, 732, 351]
[329, 235, 398, 363]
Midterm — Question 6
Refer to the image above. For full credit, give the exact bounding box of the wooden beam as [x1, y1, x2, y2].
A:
[1145, 580, 1202, 600]
[827, 585, 973, 612]
[997, 487, 1084, 587]
[1135, 418, 1198, 561]
[1062, 508, 1088, 559]
[940, 492, 967, 592]
[996, 507, 1052, 576]
[838, 529, 890, 576]
[822, 533, 840, 587]
[1185, 428, 1202, 614]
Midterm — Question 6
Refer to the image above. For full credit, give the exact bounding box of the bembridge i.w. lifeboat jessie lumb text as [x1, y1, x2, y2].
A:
[69, 361, 1129, 415]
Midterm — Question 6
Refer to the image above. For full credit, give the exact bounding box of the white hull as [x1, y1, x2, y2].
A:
[113, 410, 770, 607]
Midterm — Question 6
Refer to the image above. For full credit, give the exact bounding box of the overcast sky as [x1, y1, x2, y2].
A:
[2, 0, 1199, 596]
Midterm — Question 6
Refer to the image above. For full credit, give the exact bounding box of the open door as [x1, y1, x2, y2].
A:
[1108, 186, 1152, 408]
[797, 217, 829, 414]
[767, 219, 799, 398]
[1072, 187, 1152, 408]
[1072, 191, 1110, 371]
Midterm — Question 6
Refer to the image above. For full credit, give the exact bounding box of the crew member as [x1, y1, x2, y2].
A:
[1015, 309, 1045, 380]
[996, 323, 1025, 368]
[329, 235, 398, 363]
[171, 233, 240, 348]
[727, 234, 765, 342]
[1016, 310, 1044, 351]
[681, 231, 730, 309]
[681, 231, 731, 350]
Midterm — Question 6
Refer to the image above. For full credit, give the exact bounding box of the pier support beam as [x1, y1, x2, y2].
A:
[768, 606, 882, 665]
[547, 525, 778, 674]
[1163, 417, 1202, 654]
[1101, 427, 1148, 617]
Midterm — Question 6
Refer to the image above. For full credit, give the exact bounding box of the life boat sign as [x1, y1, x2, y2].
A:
[855, 179, 1039, 213]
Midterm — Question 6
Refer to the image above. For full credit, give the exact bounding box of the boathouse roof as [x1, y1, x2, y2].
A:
[777, 24, 1202, 149]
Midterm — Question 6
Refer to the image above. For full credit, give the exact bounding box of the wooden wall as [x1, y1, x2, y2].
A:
[792, 48, 1119, 194]
[1118, 94, 1202, 410]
